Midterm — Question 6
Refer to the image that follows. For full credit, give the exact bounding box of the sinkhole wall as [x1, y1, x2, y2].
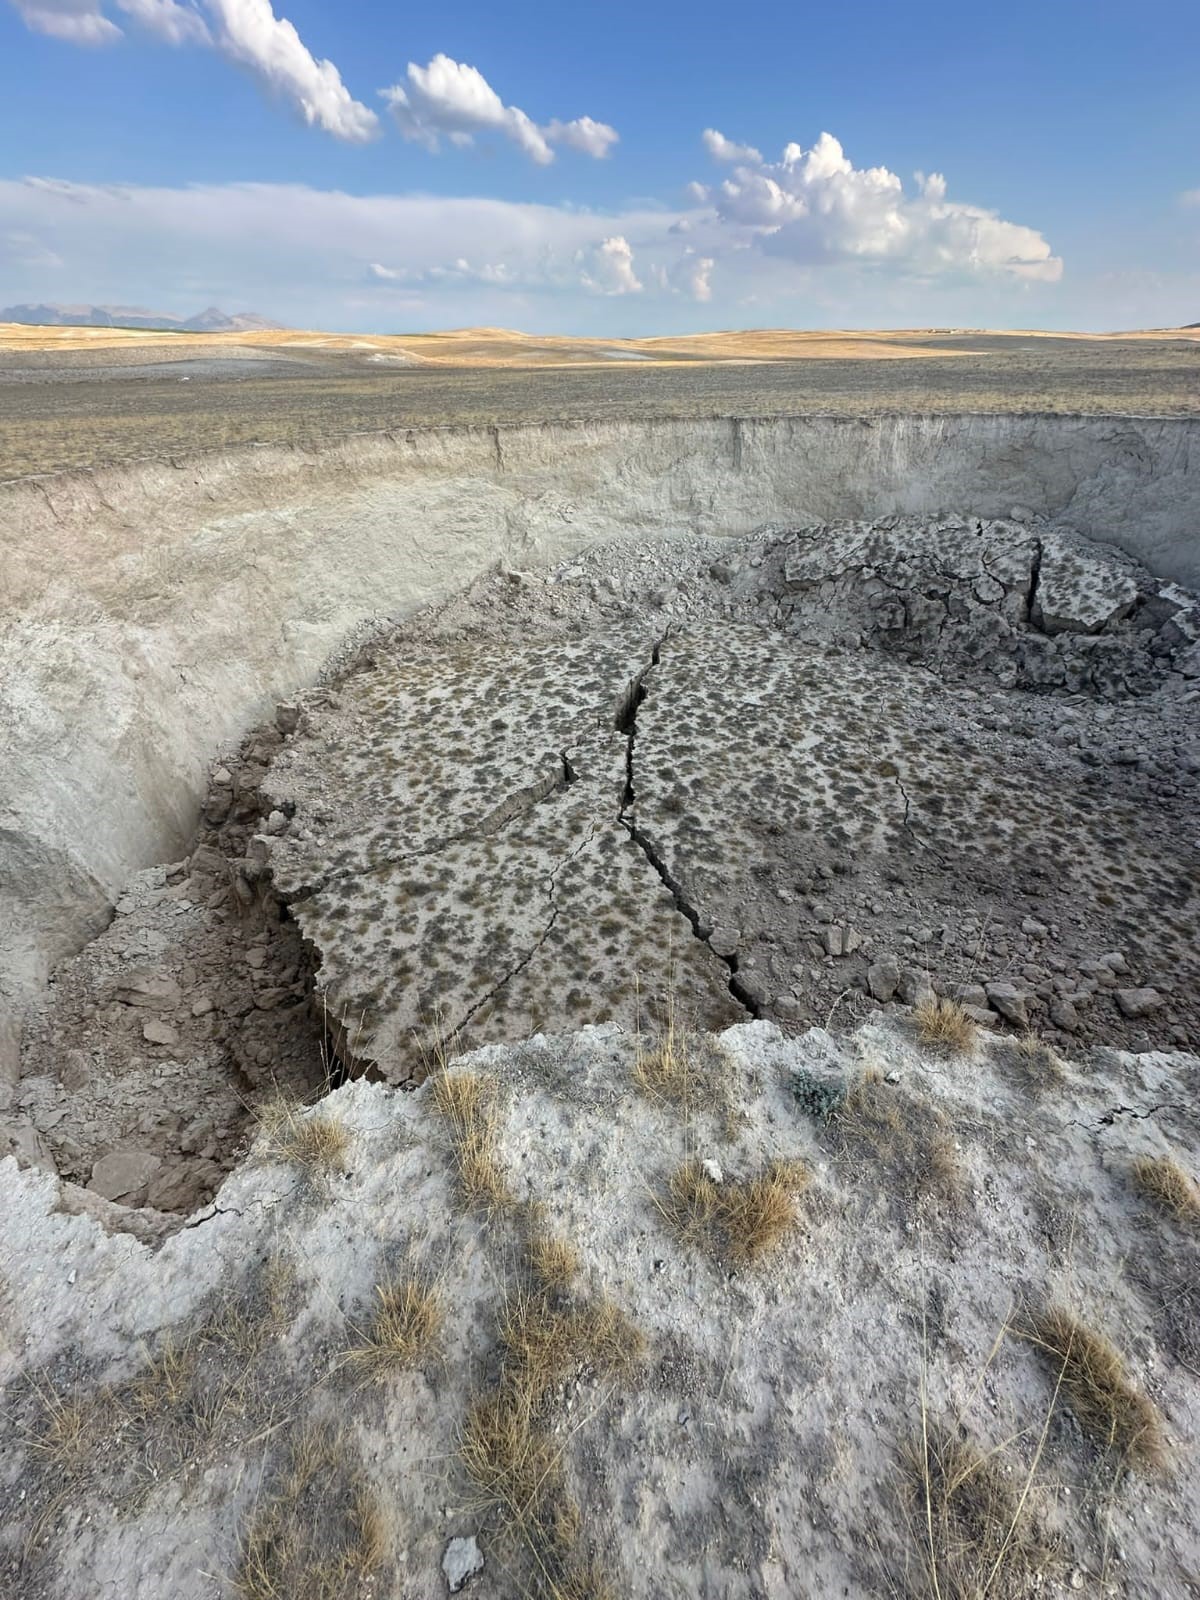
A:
[1, 410, 1198, 1042]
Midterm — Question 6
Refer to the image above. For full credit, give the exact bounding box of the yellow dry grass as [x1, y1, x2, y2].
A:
[914, 997, 979, 1054]
[1022, 1308, 1165, 1470]
[6, 321, 1194, 366]
[346, 1277, 444, 1380]
[462, 1276, 644, 1598]
[430, 1070, 514, 1212]
[1131, 1154, 1200, 1221]
[832, 1070, 964, 1210]
[528, 1230, 581, 1294]
[903, 1420, 1057, 1599]
[664, 1157, 809, 1264]
[255, 1098, 351, 1180]
[235, 1423, 386, 1600]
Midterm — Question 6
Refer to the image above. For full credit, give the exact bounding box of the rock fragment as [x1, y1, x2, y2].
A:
[88, 1150, 162, 1204]
[867, 955, 900, 1003]
[1115, 987, 1163, 1019]
[442, 1536, 484, 1593]
[985, 981, 1029, 1027]
[115, 971, 182, 1010]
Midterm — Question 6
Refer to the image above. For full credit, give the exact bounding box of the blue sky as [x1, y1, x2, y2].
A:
[1, 0, 1196, 332]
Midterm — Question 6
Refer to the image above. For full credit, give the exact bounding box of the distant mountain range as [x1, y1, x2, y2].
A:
[0, 303, 283, 332]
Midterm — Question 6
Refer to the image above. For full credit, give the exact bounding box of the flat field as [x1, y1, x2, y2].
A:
[1, 324, 1197, 479]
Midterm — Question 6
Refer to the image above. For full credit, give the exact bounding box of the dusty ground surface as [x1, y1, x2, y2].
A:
[1, 1019, 1197, 1599]
[2, 327, 1198, 478]
[7, 510, 1198, 1222]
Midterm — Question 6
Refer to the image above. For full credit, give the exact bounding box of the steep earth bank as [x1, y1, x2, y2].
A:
[2, 413, 1198, 1044]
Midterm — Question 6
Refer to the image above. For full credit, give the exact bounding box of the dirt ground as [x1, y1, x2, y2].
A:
[2, 329, 1197, 479]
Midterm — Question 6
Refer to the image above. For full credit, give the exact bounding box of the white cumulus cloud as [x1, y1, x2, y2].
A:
[695, 128, 1062, 282]
[702, 128, 762, 164]
[8, 0, 379, 139]
[545, 116, 619, 159]
[11, 0, 121, 43]
[204, 0, 378, 141]
[382, 54, 616, 164]
[116, 0, 208, 44]
[578, 235, 642, 295]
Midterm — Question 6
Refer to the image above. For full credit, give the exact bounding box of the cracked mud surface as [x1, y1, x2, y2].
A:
[260, 511, 1199, 1082]
[8, 510, 1200, 1203]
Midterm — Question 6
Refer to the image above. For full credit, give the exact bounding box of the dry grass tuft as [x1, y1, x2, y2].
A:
[994, 1034, 1066, 1094]
[528, 1230, 580, 1294]
[346, 1277, 443, 1380]
[914, 997, 979, 1054]
[236, 1422, 386, 1600]
[1022, 1307, 1165, 1470]
[462, 1381, 561, 1530]
[831, 1070, 964, 1212]
[25, 1383, 100, 1471]
[430, 1070, 513, 1212]
[903, 1419, 1057, 1600]
[256, 1098, 351, 1180]
[463, 1272, 641, 1598]
[126, 1331, 199, 1419]
[663, 1157, 809, 1264]
[633, 1014, 697, 1104]
[1131, 1154, 1200, 1222]
[499, 1288, 645, 1398]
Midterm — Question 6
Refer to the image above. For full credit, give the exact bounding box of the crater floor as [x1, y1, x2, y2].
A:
[9, 510, 1200, 1213]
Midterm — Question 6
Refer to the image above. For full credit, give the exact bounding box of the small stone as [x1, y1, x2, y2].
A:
[442, 1536, 484, 1593]
[245, 948, 267, 970]
[708, 926, 740, 959]
[211, 766, 233, 787]
[773, 995, 803, 1021]
[89, 1150, 162, 1204]
[115, 970, 183, 1010]
[192, 997, 214, 1016]
[1021, 917, 1048, 938]
[867, 955, 901, 1003]
[1098, 950, 1129, 973]
[898, 969, 936, 1008]
[60, 1048, 91, 1091]
[147, 1159, 222, 1213]
[265, 809, 289, 835]
[985, 981, 1029, 1027]
[962, 1005, 999, 1030]
[822, 925, 844, 958]
[1115, 987, 1163, 1019]
[1049, 998, 1079, 1033]
[142, 1019, 179, 1047]
[941, 981, 988, 1009]
[842, 926, 864, 955]
[275, 704, 301, 735]
[701, 1158, 723, 1184]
